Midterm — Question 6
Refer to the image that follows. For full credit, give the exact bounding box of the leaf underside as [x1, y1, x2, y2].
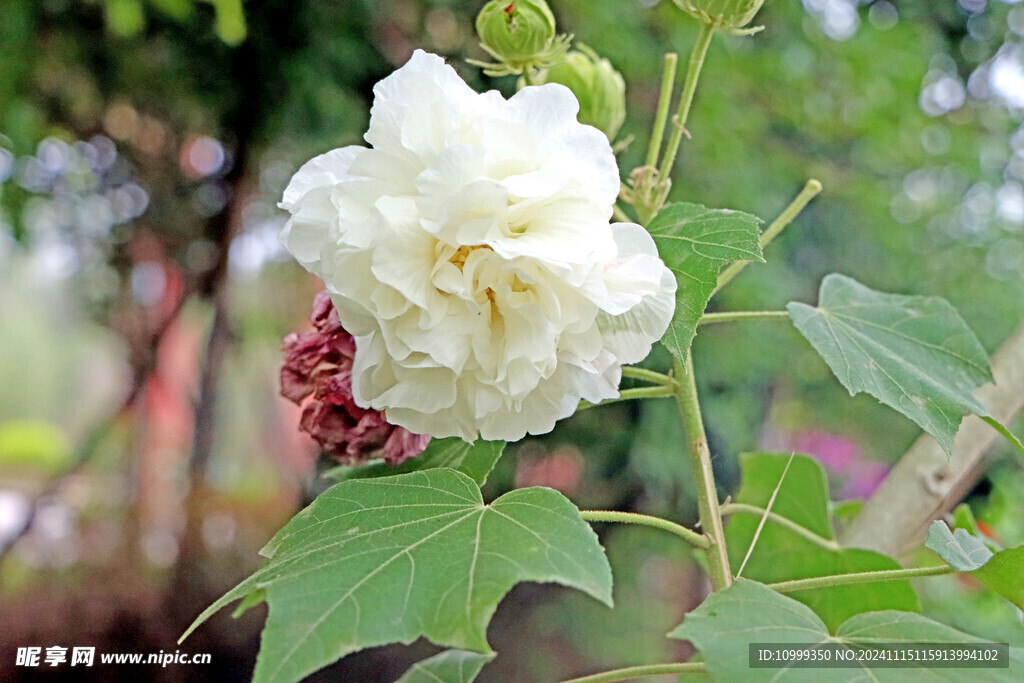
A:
[926, 520, 1024, 609]
[925, 521, 993, 571]
[671, 578, 1024, 681]
[647, 202, 764, 360]
[788, 274, 993, 455]
[181, 469, 612, 683]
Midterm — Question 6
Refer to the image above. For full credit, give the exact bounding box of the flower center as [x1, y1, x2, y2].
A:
[448, 244, 490, 271]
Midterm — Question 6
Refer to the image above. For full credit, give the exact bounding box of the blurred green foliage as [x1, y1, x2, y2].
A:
[0, 420, 72, 473]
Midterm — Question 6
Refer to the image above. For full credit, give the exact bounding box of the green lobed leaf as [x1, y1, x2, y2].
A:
[395, 650, 494, 683]
[787, 274, 993, 456]
[670, 578, 1024, 681]
[395, 647, 495, 683]
[647, 202, 764, 360]
[726, 453, 918, 631]
[925, 521, 993, 571]
[323, 438, 506, 487]
[972, 546, 1024, 610]
[180, 469, 612, 683]
[926, 520, 1024, 609]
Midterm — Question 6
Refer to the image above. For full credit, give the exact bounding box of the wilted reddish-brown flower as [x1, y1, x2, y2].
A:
[281, 292, 430, 465]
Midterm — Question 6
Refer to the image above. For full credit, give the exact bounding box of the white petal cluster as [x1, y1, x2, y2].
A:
[280, 50, 675, 442]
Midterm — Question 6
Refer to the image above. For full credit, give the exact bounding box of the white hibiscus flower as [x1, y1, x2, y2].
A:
[280, 50, 675, 442]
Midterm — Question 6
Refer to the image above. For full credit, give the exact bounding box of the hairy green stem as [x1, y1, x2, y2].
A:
[621, 366, 675, 386]
[674, 353, 732, 589]
[561, 662, 707, 683]
[577, 385, 674, 411]
[699, 310, 790, 326]
[768, 565, 955, 593]
[579, 510, 710, 549]
[720, 503, 839, 551]
[713, 179, 822, 297]
[658, 23, 715, 184]
[645, 53, 679, 170]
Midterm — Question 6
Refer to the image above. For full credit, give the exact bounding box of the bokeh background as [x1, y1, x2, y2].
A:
[1, 0, 1023, 680]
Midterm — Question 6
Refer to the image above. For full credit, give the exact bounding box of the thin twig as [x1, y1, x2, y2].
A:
[736, 454, 794, 578]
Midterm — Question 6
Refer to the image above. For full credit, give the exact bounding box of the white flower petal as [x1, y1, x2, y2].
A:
[508, 83, 620, 206]
[280, 146, 363, 210]
[366, 50, 475, 161]
[279, 51, 677, 442]
[598, 266, 677, 364]
[278, 187, 334, 270]
[586, 222, 671, 315]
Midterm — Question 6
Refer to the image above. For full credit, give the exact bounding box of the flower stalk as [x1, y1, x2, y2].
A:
[656, 23, 715, 196]
[577, 385, 675, 411]
[674, 353, 732, 589]
[645, 53, 679, 172]
[713, 179, 822, 296]
[580, 510, 710, 549]
[621, 365, 675, 386]
[698, 310, 790, 326]
[768, 564, 955, 593]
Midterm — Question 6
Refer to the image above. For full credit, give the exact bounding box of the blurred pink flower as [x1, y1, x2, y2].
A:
[281, 292, 430, 465]
[789, 430, 887, 499]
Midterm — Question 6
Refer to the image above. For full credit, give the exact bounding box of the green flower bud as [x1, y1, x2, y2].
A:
[673, 0, 765, 33]
[476, 0, 558, 70]
[542, 46, 626, 140]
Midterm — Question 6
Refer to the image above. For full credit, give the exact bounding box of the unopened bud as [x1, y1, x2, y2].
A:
[543, 47, 626, 140]
[673, 0, 765, 33]
[477, 0, 558, 70]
